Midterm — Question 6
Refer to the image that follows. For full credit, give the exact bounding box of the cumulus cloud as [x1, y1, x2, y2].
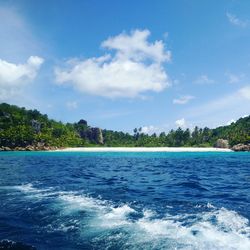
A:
[173, 95, 194, 105]
[0, 56, 44, 84]
[194, 75, 214, 85]
[55, 29, 171, 98]
[175, 118, 187, 128]
[0, 6, 46, 105]
[226, 12, 248, 27]
[0, 56, 44, 100]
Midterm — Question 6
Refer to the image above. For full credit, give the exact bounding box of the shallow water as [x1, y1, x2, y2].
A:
[0, 151, 250, 249]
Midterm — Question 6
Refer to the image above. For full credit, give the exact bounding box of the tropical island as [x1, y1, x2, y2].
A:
[0, 103, 249, 151]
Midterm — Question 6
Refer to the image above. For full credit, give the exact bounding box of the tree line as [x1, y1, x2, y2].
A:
[0, 103, 249, 148]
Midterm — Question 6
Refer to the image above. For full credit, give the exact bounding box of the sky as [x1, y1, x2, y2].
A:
[0, 0, 250, 134]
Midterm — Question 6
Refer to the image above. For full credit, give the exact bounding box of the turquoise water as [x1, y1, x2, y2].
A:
[0, 151, 250, 249]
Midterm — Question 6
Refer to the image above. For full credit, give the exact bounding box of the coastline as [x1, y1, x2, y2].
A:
[53, 147, 233, 152]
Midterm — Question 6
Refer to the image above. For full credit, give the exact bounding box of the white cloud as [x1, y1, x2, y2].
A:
[193, 85, 250, 113]
[186, 85, 250, 128]
[173, 95, 194, 105]
[225, 72, 243, 83]
[0, 56, 44, 84]
[226, 12, 248, 27]
[55, 29, 171, 98]
[238, 85, 250, 100]
[102, 29, 171, 63]
[140, 124, 169, 135]
[175, 118, 187, 128]
[66, 101, 78, 110]
[194, 75, 214, 85]
[0, 6, 46, 106]
[226, 119, 236, 125]
[141, 125, 158, 134]
[0, 56, 44, 100]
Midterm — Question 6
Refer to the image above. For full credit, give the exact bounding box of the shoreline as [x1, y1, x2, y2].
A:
[53, 147, 233, 152]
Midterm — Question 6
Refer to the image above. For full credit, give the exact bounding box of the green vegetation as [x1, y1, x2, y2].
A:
[0, 103, 249, 149]
[0, 103, 81, 147]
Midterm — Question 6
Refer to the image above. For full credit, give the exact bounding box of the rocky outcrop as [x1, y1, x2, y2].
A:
[76, 119, 103, 144]
[231, 144, 250, 151]
[31, 119, 41, 133]
[0, 146, 11, 151]
[0, 144, 60, 151]
[88, 127, 104, 144]
[214, 139, 229, 148]
[78, 119, 87, 126]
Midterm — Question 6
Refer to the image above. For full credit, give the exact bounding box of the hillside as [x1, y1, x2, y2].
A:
[0, 103, 102, 149]
[0, 103, 249, 150]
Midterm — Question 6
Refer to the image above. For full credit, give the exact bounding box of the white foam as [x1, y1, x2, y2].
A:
[45, 220, 79, 233]
[14, 185, 250, 249]
[135, 207, 250, 250]
[142, 209, 156, 219]
[58, 192, 250, 249]
[195, 202, 215, 209]
[104, 205, 135, 219]
[14, 183, 53, 199]
[15, 183, 39, 193]
[215, 208, 249, 233]
[59, 193, 135, 228]
[137, 217, 185, 237]
[14, 184, 74, 199]
[14, 183, 55, 193]
[59, 193, 105, 211]
[101, 204, 135, 227]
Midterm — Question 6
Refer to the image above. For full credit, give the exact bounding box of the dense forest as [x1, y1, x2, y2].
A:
[0, 103, 249, 149]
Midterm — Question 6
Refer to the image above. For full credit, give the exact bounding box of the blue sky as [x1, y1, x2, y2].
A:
[0, 0, 250, 133]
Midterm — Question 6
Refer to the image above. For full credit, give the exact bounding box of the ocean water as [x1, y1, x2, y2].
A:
[0, 151, 250, 250]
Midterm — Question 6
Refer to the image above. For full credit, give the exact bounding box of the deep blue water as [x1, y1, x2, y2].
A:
[0, 151, 250, 250]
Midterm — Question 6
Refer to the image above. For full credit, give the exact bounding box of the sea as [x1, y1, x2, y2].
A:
[0, 151, 250, 250]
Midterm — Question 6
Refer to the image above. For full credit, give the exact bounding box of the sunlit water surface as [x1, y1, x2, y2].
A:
[0, 151, 250, 249]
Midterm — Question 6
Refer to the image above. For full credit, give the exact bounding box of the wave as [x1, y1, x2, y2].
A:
[14, 183, 53, 197]
[13, 183, 250, 249]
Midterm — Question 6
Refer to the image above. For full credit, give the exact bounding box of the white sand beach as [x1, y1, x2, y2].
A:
[54, 147, 232, 152]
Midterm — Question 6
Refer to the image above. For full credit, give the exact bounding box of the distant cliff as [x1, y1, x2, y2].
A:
[0, 103, 249, 150]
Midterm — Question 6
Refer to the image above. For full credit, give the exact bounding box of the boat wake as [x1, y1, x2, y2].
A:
[9, 183, 250, 250]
